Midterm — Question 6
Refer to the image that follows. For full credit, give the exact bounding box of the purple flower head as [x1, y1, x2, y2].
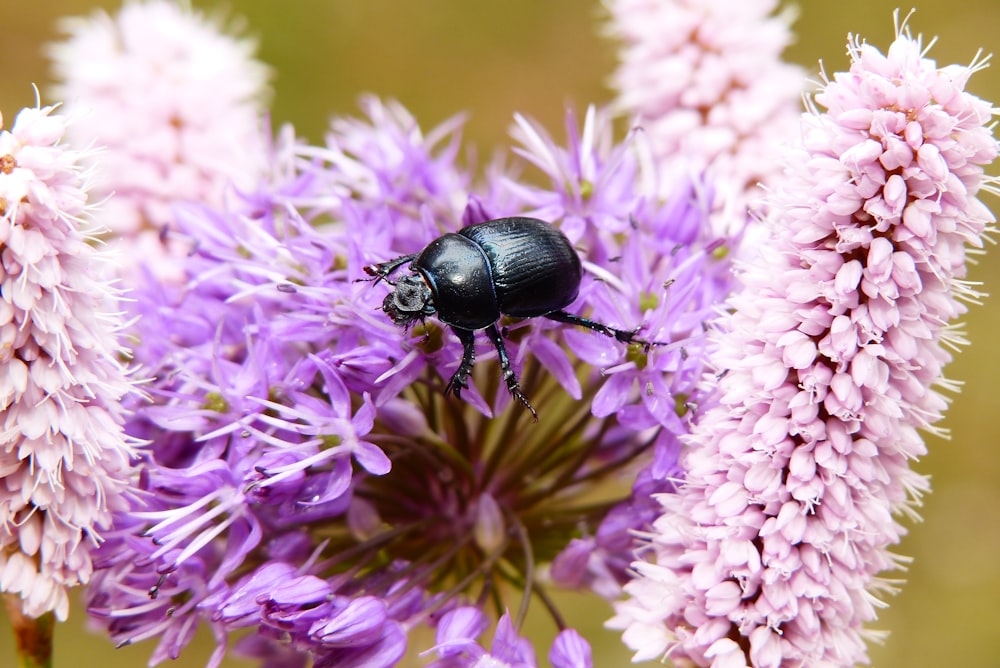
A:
[81, 90, 741, 666]
[610, 16, 998, 667]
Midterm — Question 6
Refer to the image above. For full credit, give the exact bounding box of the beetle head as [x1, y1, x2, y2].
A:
[383, 274, 435, 327]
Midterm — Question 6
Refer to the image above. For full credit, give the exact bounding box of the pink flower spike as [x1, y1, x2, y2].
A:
[48, 0, 270, 280]
[610, 17, 998, 667]
[605, 0, 806, 235]
[0, 106, 140, 620]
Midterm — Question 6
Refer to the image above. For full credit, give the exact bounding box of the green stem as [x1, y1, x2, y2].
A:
[3, 594, 54, 668]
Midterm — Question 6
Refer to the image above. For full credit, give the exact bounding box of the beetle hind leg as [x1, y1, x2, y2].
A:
[485, 324, 538, 421]
[444, 327, 477, 399]
[545, 309, 651, 345]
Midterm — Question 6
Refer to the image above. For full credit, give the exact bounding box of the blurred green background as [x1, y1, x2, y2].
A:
[0, 1, 998, 666]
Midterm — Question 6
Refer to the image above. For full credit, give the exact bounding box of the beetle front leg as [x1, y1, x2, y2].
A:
[485, 324, 538, 421]
[444, 327, 477, 399]
[362, 254, 418, 285]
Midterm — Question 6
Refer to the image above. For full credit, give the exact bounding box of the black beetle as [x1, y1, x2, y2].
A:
[364, 216, 660, 419]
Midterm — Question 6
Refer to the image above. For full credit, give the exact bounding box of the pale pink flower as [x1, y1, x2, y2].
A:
[605, 0, 805, 232]
[0, 106, 139, 620]
[49, 0, 269, 278]
[609, 20, 998, 667]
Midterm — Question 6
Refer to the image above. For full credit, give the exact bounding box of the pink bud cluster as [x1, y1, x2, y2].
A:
[49, 0, 269, 280]
[605, 0, 805, 231]
[610, 25, 998, 667]
[0, 107, 138, 620]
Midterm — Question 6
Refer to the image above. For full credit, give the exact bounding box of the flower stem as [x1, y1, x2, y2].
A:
[2, 594, 54, 668]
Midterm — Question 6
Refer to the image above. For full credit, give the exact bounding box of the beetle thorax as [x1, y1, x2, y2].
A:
[383, 274, 435, 327]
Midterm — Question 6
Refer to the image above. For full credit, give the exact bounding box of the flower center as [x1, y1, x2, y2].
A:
[334, 353, 651, 620]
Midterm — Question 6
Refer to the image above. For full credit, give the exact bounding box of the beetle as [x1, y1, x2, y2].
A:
[363, 216, 660, 419]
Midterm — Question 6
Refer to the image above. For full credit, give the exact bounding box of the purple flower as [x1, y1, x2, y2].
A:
[609, 19, 998, 666]
[81, 92, 739, 667]
[425, 608, 590, 668]
[0, 106, 140, 620]
[549, 629, 593, 668]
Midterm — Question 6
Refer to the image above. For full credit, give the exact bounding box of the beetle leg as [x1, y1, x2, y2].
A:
[444, 327, 477, 399]
[485, 324, 538, 422]
[544, 310, 647, 343]
[362, 254, 418, 285]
